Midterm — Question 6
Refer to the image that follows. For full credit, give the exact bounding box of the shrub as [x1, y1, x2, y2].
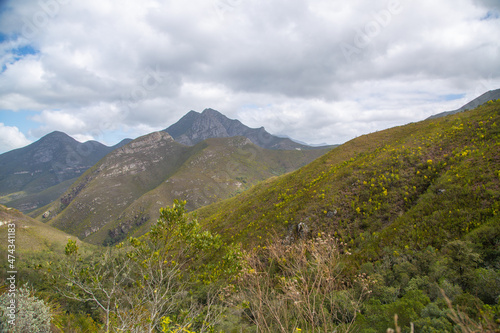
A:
[0, 285, 52, 333]
[233, 234, 372, 333]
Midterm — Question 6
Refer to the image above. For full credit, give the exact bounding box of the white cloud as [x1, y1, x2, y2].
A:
[0, 123, 32, 153]
[0, 0, 499, 147]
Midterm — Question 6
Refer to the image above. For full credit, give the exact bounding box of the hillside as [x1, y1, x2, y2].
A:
[189, 100, 500, 331]
[0, 204, 77, 254]
[0, 204, 95, 284]
[196, 100, 500, 256]
[165, 108, 335, 150]
[0, 131, 131, 212]
[35, 132, 330, 245]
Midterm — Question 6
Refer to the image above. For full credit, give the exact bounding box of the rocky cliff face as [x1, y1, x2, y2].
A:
[41, 131, 195, 240]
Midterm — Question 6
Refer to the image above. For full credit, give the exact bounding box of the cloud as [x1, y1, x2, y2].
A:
[0, 123, 32, 153]
[0, 0, 499, 148]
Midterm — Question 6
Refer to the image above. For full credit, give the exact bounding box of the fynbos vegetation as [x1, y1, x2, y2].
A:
[1, 101, 500, 331]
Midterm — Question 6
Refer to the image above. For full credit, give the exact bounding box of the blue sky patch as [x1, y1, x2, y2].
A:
[481, 10, 500, 21]
[0, 36, 40, 72]
[0, 110, 40, 135]
[441, 93, 465, 101]
[0, 33, 8, 43]
[12, 44, 39, 57]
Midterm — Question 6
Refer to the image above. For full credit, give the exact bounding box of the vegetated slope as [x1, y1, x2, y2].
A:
[196, 100, 500, 259]
[0, 131, 131, 212]
[0, 204, 95, 283]
[165, 108, 335, 150]
[0, 203, 100, 328]
[0, 204, 76, 254]
[36, 132, 330, 245]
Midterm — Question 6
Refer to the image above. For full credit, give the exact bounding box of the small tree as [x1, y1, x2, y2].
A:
[57, 240, 131, 332]
[118, 199, 237, 332]
[56, 200, 237, 332]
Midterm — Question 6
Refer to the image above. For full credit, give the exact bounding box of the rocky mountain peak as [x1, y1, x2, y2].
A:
[164, 108, 331, 150]
[201, 108, 221, 117]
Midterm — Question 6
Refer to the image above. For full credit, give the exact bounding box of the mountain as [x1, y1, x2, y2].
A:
[428, 88, 500, 119]
[195, 100, 500, 254]
[164, 108, 334, 150]
[34, 132, 330, 245]
[0, 132, 131, 212]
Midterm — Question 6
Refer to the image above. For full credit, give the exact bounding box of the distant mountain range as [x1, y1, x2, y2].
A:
[164, 108, 333, 150]
[0, 109, 333, 214]
[428, 88, 500, 119]
[5, 89, 496, 220]
[0, 132, 131, 212]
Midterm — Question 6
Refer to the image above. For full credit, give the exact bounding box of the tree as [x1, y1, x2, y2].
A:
[55, 200, 237, 332]
[442, 240, 481, 289]
[117, 199, 236, 332]
[57, 240, 131, 332]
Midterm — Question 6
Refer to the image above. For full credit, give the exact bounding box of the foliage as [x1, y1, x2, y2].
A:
[232, 234, 373, 332]
[52, 200, 238, 332]
[0, 285, 53, 333]
[57, 240, 131, 332]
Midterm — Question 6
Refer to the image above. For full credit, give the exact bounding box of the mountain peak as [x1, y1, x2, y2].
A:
[0, 130, 125, 212]
[201, 108, 222, 117]
[165, 109, 331, 150]
[41, 131, 77, 143]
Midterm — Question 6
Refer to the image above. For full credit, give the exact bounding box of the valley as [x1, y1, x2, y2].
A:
[0, 101, 499, 332]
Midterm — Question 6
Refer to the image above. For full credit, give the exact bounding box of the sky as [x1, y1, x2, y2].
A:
[0, 0, 499, 153]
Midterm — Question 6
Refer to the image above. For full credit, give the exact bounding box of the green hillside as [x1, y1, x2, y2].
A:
[191, 100, 500, 331]
[0, 205, 77, 254]
[34, 132, 329, 245]
[197, 100, 500, 252]
[0, 204, 94, 285]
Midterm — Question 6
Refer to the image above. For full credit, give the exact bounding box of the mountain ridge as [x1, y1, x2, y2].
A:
[0, 131, 131, 212]
[164, 108, 334, 150]
[428, 88, 500, 119]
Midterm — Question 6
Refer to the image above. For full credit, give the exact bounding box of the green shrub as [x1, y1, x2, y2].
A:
[362, 289, 430, 332]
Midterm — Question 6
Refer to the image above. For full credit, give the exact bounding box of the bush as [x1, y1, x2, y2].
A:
[469, 268, 500, 305]
[0, 285, 52, 332]
[233, 234, 372, 333]
[362, 289, 430, 332]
